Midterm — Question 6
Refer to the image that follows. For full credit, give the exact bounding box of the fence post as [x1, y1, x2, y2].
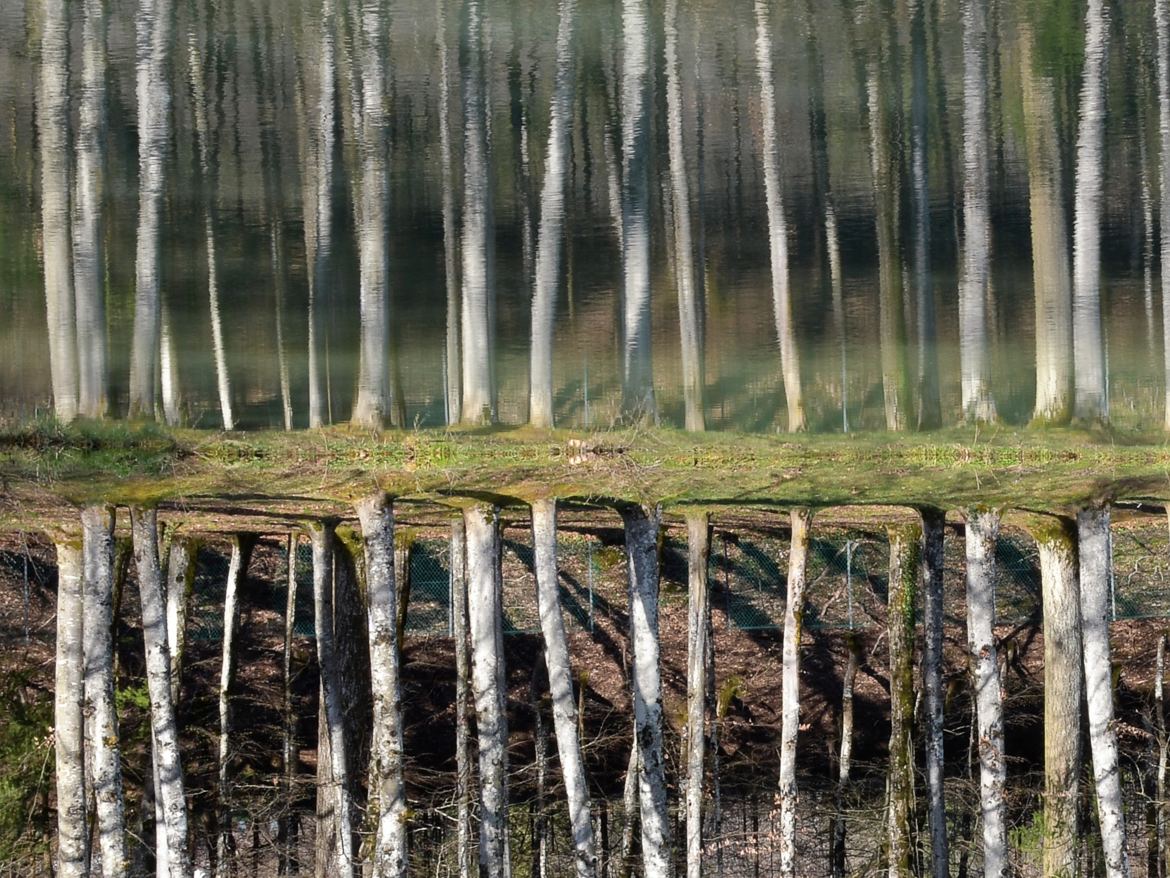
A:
[846, 540, 855, 631]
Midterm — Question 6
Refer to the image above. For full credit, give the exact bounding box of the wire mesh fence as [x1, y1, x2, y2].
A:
[182, 518, 1170, 642]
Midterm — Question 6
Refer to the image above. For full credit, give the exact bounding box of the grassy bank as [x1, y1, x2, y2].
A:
[1, 419, 1168, 527]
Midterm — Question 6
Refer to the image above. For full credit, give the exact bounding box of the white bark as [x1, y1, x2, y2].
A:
[1019, 26, 1073, 425]
[39, 0, 78, 423]
[684, 513, 709, 878]
[1071, 0, 1110, 422]
[831, 635, 860, 878]
[82, 506, 127, 878]
[310, 522, 355, 878]
[965, 508, 1006, 878]
[910, 0, 939, 430]
[438, 2, 461, 425]
[921, 509, 947, 878]
[753, 0, 804, 432]
[959, 0, 996, 422]
[460, 0, 496, 425]
[531, 499, 597, 876]
[73, 0, 108, 420]
[281, 533, 298, 874]
[129, 0, 172, 418]
[619, 0, 655, 421]
[165, 538, 195, 704]
[778, 509, 812, 878]
[54, 538, 87, 878]
[1157, 0, 1170, 430]
[1078, 507, 1129, 877]
[529, 0, 577, 429]
[464, 505, 511, 878]
[216, 536, 253, 878]
[1036, 521, 1082, 878]
[131, 508, 192, 878]
[351, 0, 391, 429]
[620, 504, 670, 878]
[355, 494, 408, 878]
[665, 0, 704, 432]
[450, 517, 474, 878]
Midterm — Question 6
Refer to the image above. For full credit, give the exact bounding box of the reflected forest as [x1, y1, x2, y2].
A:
[7, 0, 1170, 877]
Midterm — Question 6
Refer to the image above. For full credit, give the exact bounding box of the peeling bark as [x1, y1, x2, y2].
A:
[54, 538, 87, 878]
[778, 509, 812, 877]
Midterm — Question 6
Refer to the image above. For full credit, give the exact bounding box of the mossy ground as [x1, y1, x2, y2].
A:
[1, 418, 1168, 531]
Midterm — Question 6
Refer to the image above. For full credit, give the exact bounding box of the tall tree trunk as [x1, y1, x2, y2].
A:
[131, 508, 192, 878]
[450, 517, 474, 878]
[54, 538, 88, 878]
[753, 0, 804, 432]
[684, 513, 710, 878]
[665, 0, 704, 432]
[831, 634, 860, 878]
[464, 505, 511, 878]
[460, 0, 496, 425]
[910, 0, 939, 430]
[309, 522, 355, 878]
[165, 538, 196, 705]
[965, 508, 1006, 877]
[617, 731, 640, 878]
[886, 523, 921, 878]
[1158, 633, 1169, 877]
[1071, 0, 1110, 423]
[1158, 0, 1170, 431]
[354, 494, 408, 877]
[1019, 25, 1073, 425]
[1033, 517, 1083, 877]
[74, 0, 108, 420]
[959, 0, 996, 422]
[921, 508, 948, 878]
[129, 0, 172, 419]
[217, 536, 255, 878]
[438, 1, 462, 424]
[532, 499, 597, 876]
[528, 0, 577, 429]
[619, 0, 656, 422]
[351, 0, 391, 430]
[1078, 507, 1129, 876]
[282, 534, 299, 876]
[82, 506, 127, 877]
[530, 654, 549, 878]
[620, 504, 670, 878]
[38, 0, 78, 423]
[778, 509, 812, 877]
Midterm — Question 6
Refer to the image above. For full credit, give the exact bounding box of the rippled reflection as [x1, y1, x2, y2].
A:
[1, 0, 1167, 431]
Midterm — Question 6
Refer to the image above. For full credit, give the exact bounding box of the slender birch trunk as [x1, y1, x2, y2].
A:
[464, 505, 511, 878]
[753, 0, 804, 431]
[351, 0, 391, 429]
[617, 729, 640, 878]
[619, 0, 656, 421]
[831, 634, 860, 878]
[530, 655, 549, 878]
[1071, 0, 1110, 423]
[354, 494, 408, 877]
[1033, 518, 1083, 878]
[665, 0, 704, 432]
[529, 0, 577, 428]
[449, 516, 474, 878]
[959, 0, 996, 422]
[460, 0, 496, 425]
[131, 508, 192, 878]
[1019, 26, 1073, 425]
[217, 536, 255, 878]
[921, 508, 948, 878]
[82, 506, 127, 877]
[282, 534, 299, 876]
[778, 509, 812, 877]
[1157, 633, 1169, 877]
[620, 504, 670, 878]
[164, 538, 195, 704]
[54, 538, 87, 878]
[965, 508, 1006, 877]
[39, 0, 78, 424]
[684, 513, 710, 878]
[129, 0, 172, 418]
[532, 499, 597, 876]
[74, 0, 108, 420]
[309, 522, 354, 878]
[1156, 0, 1170, 430]
[887, 524, 921, 878]
[1078, 507, 1129, 877]
[439, 1, 462, 424]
